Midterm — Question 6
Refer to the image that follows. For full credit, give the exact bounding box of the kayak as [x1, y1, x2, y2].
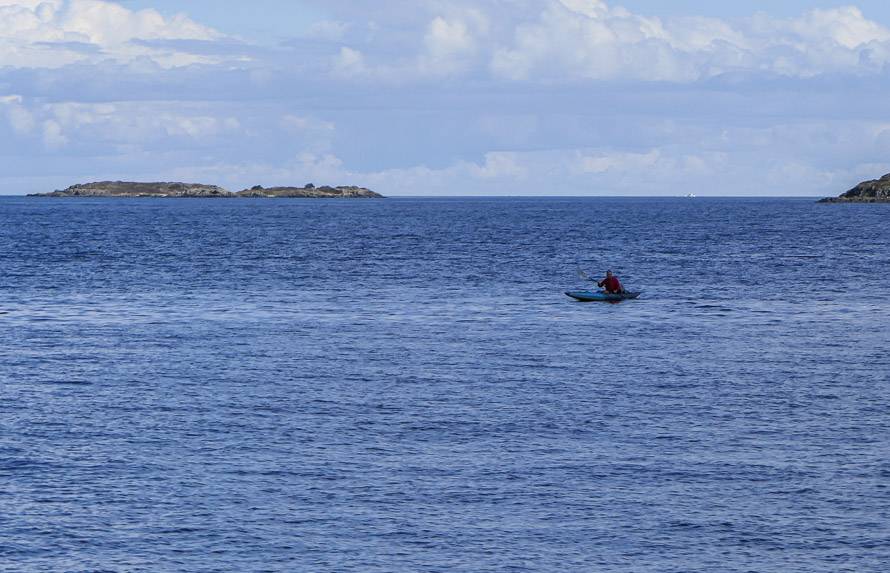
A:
[565, 290, 641, 302]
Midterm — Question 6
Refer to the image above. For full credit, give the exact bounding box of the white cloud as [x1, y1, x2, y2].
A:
[329, 6, 490, 79]
[42, 118, 67, 148]
[420, 17, 475, 72]
[467, 151, 528, 179]
[784, 6, 890, 49]
[3, 97, 245, 150]
[47, 102, 241, 143]
[488, 1, 890, 81]
[417, 10, 489, 75]
[332, 46, 368, 77]
[0, 94, 36, 134]
[0, 0, 225, 68]
[313, 1, 890, 83]
[8, 1, 890, 81]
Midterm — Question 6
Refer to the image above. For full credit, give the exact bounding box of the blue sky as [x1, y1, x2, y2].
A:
[3, 0, 890, 196]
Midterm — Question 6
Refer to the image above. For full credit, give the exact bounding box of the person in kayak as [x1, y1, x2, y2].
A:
[597, 270, 625, 294]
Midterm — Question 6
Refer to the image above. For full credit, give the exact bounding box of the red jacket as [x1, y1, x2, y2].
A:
[599, 276, 623, 293]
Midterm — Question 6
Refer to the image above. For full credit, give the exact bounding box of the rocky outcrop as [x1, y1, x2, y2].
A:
[30, 181, 234, 198]
[29, 181, 384, 198]
[237, 184, 382, 198]
[819, 174, 890, 203]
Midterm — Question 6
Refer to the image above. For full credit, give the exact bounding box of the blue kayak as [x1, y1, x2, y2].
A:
[565, 290, 641, 302]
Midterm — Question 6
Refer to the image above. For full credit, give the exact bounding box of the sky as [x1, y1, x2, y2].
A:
[3, 1, 890, 196]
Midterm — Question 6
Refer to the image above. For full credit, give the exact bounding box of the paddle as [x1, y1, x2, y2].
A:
[577, 268, 598, 285]
[579, 268, 628, 294]
[578, 269, 605, 294]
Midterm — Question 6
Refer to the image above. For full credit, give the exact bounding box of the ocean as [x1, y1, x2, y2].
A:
[1, 197, 889, 572]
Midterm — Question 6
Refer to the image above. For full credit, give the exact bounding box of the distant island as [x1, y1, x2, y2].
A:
[819, 174, 890, 203]
[28, 181, 383, 199]
[237, 185, 382, 198]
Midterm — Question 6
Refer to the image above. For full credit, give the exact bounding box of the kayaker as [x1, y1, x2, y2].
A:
[597, 270, 624, 294]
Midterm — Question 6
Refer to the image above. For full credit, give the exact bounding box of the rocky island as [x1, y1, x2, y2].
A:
[29, 181, 383, 199]
[819, 174, 890, 203]
[31, 181, 232, 198]
[237, 184, 382, 198]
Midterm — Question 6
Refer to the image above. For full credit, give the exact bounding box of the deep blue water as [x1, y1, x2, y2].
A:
[1, 197, 889, 572]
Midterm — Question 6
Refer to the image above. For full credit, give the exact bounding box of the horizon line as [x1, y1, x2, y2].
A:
[0, 193, 826, 199]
